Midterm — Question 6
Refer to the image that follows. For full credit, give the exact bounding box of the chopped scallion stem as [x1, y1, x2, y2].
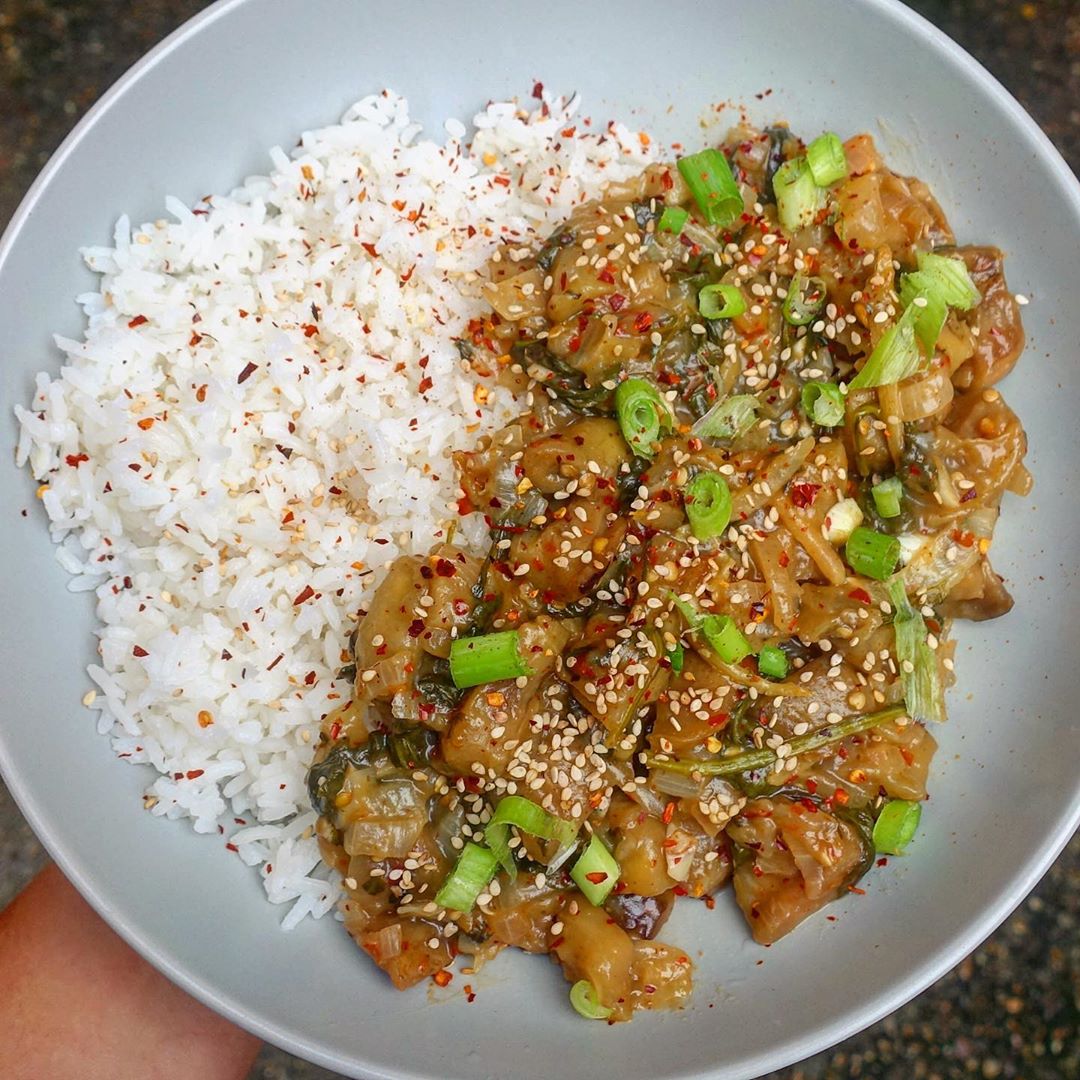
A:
[570, 834, 620, 906]
[614, 377, 668, 458]
[801, 381, 845, 426]
[806, 132, 849, 186]
[449, 630, 527, 688]
[872, 476, 904, 518]
[434, 842, 498, 912]
[872, 799, 922, 855]
[782, 272, 827, 325]
[698, 282, 747, 320]
[757, 644, 789, 680]
[887, 576, 945, 724]
[847, 305, 924, 390]
[570, 980, 613, 1021]
[773, 157, 823, 233]
[916, 252, 980, 309]
[485, 795, 578, 875]
[701, 614, 751, 664]
[899, 270, 949, 353]
[845, 526, 901, 581]
[692, 393, 758, 440]
[684, 470, 733, 540]
[667, 642, 685, 674]
[676, 149, 744, 228]
[643, 704, 907, 776]
[657, 206, 689, 235]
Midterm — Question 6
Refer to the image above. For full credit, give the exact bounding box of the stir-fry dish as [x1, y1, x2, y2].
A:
[309, 124, 1028, 1021]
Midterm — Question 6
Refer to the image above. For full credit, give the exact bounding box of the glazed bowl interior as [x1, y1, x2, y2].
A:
[1, 1, 1078, 1078]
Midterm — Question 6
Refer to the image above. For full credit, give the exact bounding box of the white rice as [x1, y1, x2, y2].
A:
[14, 90, 654, 927]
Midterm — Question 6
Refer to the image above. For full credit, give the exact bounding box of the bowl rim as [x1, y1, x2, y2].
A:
[2, 1, 1078, 1077]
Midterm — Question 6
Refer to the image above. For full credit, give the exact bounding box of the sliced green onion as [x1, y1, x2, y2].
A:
[684, 470, 733, 540]
[773, 157, 823, 234]
[801, 381, 845, 427]
[872, 799, 922, 855]
[899, 270, 949, 353]
[872, 476, 904, 519]
[782, 272, 827, 326]
[757, 644, 789, 680]
[570, 980, 613, 1021]
[847, 305, 924, 390]
[698, 283, 747, 320]
[692, 393, 758, 441]
[845, 526, 901, 581]
[916, 252, 980, 309]
[657, 206, 689, 235]
[887, 576, 945, 724]
[806, 132, 849, 187]
[666, 642, 685, 674]
[434, 842, 498, 912]
[615, 377, 668, 458]
[701, 614, 751, 664]
[676, 149, 743, 229]
[643, 703, 907, 776]
[449, 630, 527, 689]
[668, 591, 703, 629]
[570, 834, 620, 906]
[485, 795, 578, 875]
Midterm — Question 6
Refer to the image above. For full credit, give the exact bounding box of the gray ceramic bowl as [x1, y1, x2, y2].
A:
[2, 1, 1078, 1077]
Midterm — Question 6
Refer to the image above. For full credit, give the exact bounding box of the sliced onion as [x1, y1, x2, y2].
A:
[652, 768, 706, 799]
[370, 922, 402, 961]
[895, 366, 954, 421]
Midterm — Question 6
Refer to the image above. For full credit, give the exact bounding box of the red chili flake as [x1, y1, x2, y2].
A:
[225, 843, 239, 853]
[418, 375, 433, 395]
[189, 332, 202, 347]
[789, 482, 821, 508]
[435, 558, 456, 577]
[302, 324, 319, 338]
[304, 671, 317, 686]
[407, 618, 426, 638]
[951, 528, 976, 548]
[293, 585, 315, 605]
[608, 293, 627, 312]
[585, 871, 609, 885]
[65, 453, 89, 467]
[673, 885, 688, 896]
[186, 769, 204, 780]
[900, 748, 915, 766]
[431, 969, 453, 988]
[660, 170, 674, 191]
[328, 720, 342, 741]
[275, 444, 293, 460]
[832, 788, 850, 806]
[132, 645, 149, 658]
[633, 311, 653, 334]
[452, 599, 470, 616]
[876, 857, 889, 868]
[847, 884, 867, 895]
[597, 267, 615, 285]
[137, 417, 155, 430]
[456, 494, 474, 516]
[127, 315, 148, 328]
[266, 653, 284, 671]
[531, 81, 544, 99]
[195, 384, 208, 402]
[805, 778, 818, 794]
[493, 175, 510, 187]
[960, 487, 977, 503]
[360, 242, 379, 258]
[662, 801, 676, 824]
[568, 334, 582, 353]
[237, 362, 258, 384]
[848, 587, 872, 605]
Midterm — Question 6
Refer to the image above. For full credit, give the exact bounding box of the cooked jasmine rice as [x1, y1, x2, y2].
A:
[14, 91, 653, 928]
